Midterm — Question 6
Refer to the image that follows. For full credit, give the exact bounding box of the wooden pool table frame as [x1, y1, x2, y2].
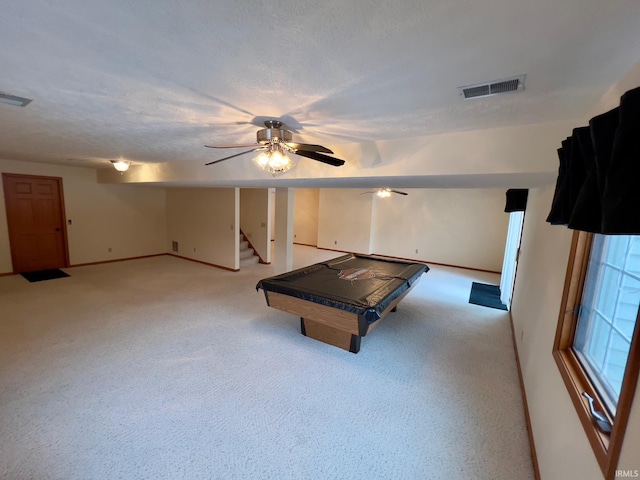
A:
[263, 277, 422, 353]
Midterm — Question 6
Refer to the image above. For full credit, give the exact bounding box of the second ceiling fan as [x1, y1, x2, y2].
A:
[205, 120, 345, 175]
[361, 188, 408, 198]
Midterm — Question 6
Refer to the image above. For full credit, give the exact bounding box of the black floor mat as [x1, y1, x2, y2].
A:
[469, 282, 508, 310]
[21, 269, 70, 283]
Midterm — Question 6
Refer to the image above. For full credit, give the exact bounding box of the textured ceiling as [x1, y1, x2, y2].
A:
[1, 0, 640, 175]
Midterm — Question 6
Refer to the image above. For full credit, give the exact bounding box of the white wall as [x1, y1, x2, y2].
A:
[511, 61, 640, 480]
[0, 159, 167, 273]
[294, 188, 319, 246]
[166, 188, 239, 270]
[316, 188, 508, 272]
[510, 187, 598, 480]
[512, 186, 640, 479]
[618, 397, 640, 474]
[317, 189, 374, 254]
[372, 188, 509, 272]
[240, 188, 270, 262]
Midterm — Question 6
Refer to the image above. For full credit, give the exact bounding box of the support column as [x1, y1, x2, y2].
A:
[274, 187, 294, 273]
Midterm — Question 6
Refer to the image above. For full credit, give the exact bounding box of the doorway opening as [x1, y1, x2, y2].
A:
[499, 211, 525, 309]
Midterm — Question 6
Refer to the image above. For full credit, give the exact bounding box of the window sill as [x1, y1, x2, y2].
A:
[553, 349, 610, 474]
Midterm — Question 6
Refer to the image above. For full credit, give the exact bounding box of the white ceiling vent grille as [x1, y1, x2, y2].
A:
[0, 92, 33, 107]
[459, 75, 526, 99]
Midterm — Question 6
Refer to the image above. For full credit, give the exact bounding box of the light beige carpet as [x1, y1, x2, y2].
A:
[0, 246, 534, 480]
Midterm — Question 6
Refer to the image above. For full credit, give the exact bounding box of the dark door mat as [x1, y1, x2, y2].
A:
[469, 282, 508, 310]
[21, 269, 70, 283]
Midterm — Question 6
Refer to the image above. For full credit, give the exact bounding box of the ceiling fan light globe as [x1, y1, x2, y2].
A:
[252, 152, 270, 170]
[266, 155, 295, 176]
[266, 162, 294, 177]
[377, 188, 392, 198]
[268, 150, 290, 169]
[252, 150, 296, 176]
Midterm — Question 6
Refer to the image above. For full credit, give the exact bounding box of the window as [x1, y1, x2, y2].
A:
[554, 231, 640, 479]
[574, 235, 640, 414]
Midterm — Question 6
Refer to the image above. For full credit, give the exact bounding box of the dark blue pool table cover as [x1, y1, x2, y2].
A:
[256, 253, 429, 325]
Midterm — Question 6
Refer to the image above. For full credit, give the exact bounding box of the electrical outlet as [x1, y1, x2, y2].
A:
[334, 240, 337, 245]
[415, 249, 418, 254]
[67, 219, 73, 225]
[108, 247, 112, 253]
[193, 247, 196, 252]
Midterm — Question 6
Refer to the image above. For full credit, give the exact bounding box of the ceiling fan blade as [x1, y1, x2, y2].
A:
[204, 143, 260, 149]
[390, 190, 408, 196]
[292, 150, 345, 167]
[204, 147, 265, 165]
[283, 143, 333, 154]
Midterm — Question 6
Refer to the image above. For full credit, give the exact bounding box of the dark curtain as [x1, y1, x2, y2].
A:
[547, 137, 573, 225]
[547, 86, 640, 234]
[504, 189, 529, 212]
[568, 108, 618, 232]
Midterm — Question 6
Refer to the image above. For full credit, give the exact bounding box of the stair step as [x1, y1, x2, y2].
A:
[240, 240, 249, 250]
[240, 255, 260, 267]
[240, 248, 255, 259]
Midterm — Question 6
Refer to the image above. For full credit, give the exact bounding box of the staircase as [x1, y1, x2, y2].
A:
[239, 233, 260, 267]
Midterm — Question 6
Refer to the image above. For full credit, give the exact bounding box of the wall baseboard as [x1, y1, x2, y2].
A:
[414, 259, 500, 275]
[314, 247, 501, 275]
[509, 312, 541, 480]
[166, 253, 239, 272]
[5, 248, 499, 276]
[1, 254, 168, 275]
[72, 253, 242, 272]
[71, 253, 166, 268]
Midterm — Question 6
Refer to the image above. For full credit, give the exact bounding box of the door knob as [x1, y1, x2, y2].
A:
[55, 227, 61, 231]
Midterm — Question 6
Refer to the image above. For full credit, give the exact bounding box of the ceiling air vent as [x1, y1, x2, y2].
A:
[459, 75, 526, 99]
[0, 92, 33, 107]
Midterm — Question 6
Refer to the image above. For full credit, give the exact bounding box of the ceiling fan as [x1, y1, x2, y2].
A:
[204, 120, 345, 175]
[361, 188, 408, 198]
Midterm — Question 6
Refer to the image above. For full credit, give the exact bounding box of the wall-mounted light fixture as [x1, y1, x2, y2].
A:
[110, 160, 130, 173]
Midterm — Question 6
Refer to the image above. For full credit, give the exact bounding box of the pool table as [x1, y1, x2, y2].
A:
[256, 253, 429, 353]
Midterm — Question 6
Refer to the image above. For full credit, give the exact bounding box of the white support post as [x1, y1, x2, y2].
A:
[274, 188, 294, 273]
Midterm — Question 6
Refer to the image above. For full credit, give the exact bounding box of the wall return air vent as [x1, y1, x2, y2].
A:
[458, 75, 526, 99]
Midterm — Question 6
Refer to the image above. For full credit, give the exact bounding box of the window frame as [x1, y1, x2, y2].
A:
[553, 230, 640, 479]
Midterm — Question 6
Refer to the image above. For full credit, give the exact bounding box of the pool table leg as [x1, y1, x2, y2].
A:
[300, 318, 361, 353]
